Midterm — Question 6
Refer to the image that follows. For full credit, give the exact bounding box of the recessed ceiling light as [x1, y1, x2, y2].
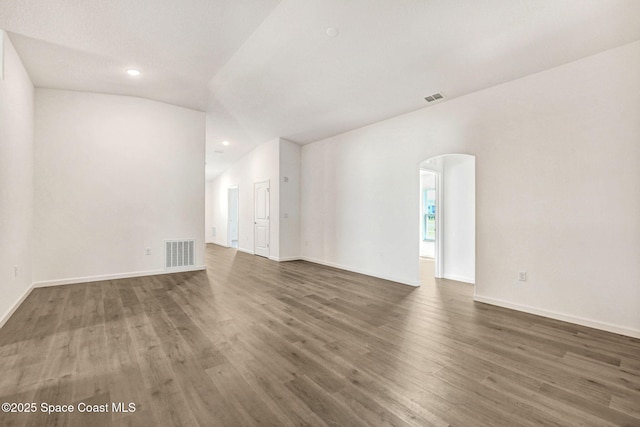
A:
[222, 140, 230, 146]
[126, 69, 141, 77]
[326, 27, 339, 37]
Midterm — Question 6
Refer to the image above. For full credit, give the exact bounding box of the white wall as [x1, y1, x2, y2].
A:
[442, 155, 475, 283]
[279, 139, 301, 260]
[208, 138, 280, 255]
[301, 40, 640, 337]
[301, 133, 420, 286]
[228, 187, 239, 247]
[0, 32, 34, 325]
[34, 89, 206, 285]
[205, 181, 214, 243]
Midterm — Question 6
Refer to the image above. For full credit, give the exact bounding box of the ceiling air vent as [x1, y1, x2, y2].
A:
[424, 92, 444, 103]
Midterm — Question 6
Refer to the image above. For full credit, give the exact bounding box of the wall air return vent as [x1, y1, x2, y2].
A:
[424, 92, 444, 103]
[165, 239, 195, 269]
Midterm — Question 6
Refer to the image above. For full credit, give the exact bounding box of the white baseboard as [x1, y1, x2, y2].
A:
[300, 256, 419, 287]
[208, 242, 230, 248]
[0, 284, 34, 329]
[237, 248, 254, 255]
[473, 294, 640, 339]
[32, 265, 206, 288]
[212, 240, 230, 247]
[442, 274, 475, 284]
[269, 256, 301, 262]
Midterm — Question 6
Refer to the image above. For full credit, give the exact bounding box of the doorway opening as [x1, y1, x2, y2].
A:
[419, 154, 475, 286]
[227, 186, 239, 249]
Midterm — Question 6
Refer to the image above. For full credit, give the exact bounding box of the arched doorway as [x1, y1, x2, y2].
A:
[419, 154, 475, 286]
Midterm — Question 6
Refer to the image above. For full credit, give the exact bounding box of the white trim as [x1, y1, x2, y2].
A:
[473, 294, 640, 339]
[32, 265, 206, 288]
[442, 274, 475, 284]
[209, 241, 229, 248]
[0, 284, 34, 329]
[269, 256, 301, 262]
[435, 169, 443, 278]
[419, 166, 443, 278]
[301, 256, 419, 287]
[237, 248, 254, 255]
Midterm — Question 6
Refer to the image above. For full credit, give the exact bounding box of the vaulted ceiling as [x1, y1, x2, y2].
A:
[2, 0, 640, 179]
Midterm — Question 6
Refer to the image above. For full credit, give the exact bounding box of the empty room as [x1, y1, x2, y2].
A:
[1, 1, 639, 426]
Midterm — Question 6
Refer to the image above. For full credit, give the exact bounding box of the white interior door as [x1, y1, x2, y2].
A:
[254, 181, 270, 257]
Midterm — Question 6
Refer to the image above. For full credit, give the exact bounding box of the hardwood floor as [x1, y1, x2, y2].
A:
[1, 244, 639, 426]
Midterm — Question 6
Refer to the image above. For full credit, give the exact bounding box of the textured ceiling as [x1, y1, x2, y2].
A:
[0, 0, 282, 111]
[2, 1, 640, 180]
[204, 0, 640, 178]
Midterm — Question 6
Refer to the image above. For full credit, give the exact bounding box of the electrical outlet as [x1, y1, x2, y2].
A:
[518, 271, 527, 281]
[145, 248, 151, 255]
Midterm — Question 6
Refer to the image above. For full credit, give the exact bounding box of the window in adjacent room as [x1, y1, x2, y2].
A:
[422, 188, 436, 241]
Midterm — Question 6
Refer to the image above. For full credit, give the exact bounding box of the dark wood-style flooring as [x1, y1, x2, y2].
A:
[1, 244, 639, 426]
